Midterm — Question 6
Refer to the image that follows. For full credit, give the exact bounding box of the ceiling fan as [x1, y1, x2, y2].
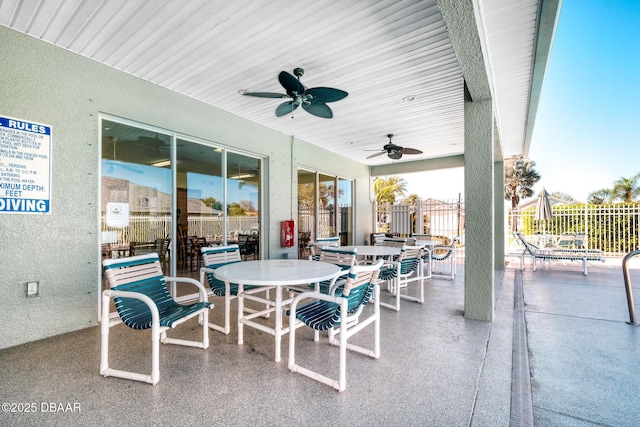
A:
[104, 138, 144, 174]
[366, 134, 423, 160]
[240, 68, 348, 119]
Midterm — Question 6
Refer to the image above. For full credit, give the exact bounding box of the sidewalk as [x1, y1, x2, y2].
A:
[519, 257, 640, 426]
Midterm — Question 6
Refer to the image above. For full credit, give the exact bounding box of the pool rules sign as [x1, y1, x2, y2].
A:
[0, 115, 52, 214]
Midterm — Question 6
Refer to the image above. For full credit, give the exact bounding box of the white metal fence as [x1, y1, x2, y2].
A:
[511, 203, 640, 255]
[101, 215, 259, 243]
[378, 200, 640, 256]
[298, 205, 352, 241]
[377, 198, 465, 246]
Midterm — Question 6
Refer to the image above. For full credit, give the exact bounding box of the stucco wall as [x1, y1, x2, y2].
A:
[0, 26, 371, 349]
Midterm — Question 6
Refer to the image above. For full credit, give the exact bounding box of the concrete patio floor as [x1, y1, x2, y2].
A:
[1, 257, 638, 426]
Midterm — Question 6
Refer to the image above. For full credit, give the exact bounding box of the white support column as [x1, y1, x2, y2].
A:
[494, 160, 505, 270]
[464, 97, 495, 321]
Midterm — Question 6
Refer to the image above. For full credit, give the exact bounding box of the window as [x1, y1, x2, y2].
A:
[100, 117, 263, 283]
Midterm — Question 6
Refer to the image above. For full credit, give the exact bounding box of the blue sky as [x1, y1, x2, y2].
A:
[103, 160, 258, 207]
[407, 0, 640, 202]
[529, 0, 640, 201]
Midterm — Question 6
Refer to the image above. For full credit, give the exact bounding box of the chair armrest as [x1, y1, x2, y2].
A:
[102, 289, 160, 329]
[292, 290, 344, 305]
[164, 276, 209, 302]
[289, 291, 348, 316]
[288, 291, 350, 337]
[380, 259, 400, 274]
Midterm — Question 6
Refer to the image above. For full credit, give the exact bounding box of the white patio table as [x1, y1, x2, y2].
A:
[214, 259, 341, 362]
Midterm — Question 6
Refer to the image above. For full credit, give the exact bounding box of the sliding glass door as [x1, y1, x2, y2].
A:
[100, 117, 262, 293]
[226, 152, 260, 259]
[338, 177, 353, 245]
[318, 173, 336, 239]
[297, 168, 353, 257]
[101, 119, 173, 268]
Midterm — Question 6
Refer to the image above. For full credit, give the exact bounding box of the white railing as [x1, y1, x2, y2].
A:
[101, 215, 258, 244]
[376, 198, 466, 247]
[377, 200, 639, 256]
[298, 205, 352, 241]
[510, 203, 640, 256]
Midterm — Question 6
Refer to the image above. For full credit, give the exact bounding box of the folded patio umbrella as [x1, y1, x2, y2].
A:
[535, 188, 553, 232]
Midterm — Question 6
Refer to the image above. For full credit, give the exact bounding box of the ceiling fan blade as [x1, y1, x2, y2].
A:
[278, 71, 305, 95]
[306, 87, 348, 103]
[400, 148, 423, 155]
[275, 101, 299, 117]
[302, 102, 333, 118]
[243, 92, 289, 98]
[366, 151, 386, 159]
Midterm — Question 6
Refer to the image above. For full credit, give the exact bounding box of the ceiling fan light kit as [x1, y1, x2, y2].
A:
[241, 68, 348, 118]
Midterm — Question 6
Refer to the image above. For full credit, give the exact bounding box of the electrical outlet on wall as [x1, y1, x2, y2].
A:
[26, 281, 39, 297]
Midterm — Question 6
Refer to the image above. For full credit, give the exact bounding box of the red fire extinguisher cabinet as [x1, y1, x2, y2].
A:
[280, 220, 294, 248]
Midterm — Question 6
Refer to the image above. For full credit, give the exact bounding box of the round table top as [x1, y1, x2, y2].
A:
[339, 245, 401, 256]
[213, 259, 341, 286]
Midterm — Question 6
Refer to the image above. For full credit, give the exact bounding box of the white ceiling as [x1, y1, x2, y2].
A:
[0, 0, 559, 167]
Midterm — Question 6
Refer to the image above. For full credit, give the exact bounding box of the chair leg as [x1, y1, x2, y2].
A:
[100, 293, 160, 385]
[378, 277, 400, 311]
[208, 292, 232, 335]
[151, 327, 161, 385]
[338, 322, 348, 392]
[100, 295, 111, 378]
[201, 309, 209, 348]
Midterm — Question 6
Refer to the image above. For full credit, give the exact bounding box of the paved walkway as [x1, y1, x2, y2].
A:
[519, 256, 640, 426]
[0, 257, 638, 426]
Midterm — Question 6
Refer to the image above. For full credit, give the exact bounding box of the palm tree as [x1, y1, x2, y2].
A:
[404, 193, 419, 205]
[587, 188, 612, 205]
[504, 157, 541, 230]
[374, 176, 407, 205]
[611, 173, 640, 203]
[504, 158, 541, 207]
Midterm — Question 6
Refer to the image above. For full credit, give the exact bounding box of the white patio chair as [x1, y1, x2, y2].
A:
[288, 260, 383, 392]
[371, 233, 387, 246]
[101, 253, 211, 385]
[430, 236, 459, 280]
[309, 236, 341, 260]
[556, 233, 575, 249]
[317, 236, 340, 246]
[295, 247, 358, 294]
[377, 246, 424, 311]
[200, 244, 269, 334]
[316, 246, 358, 289]
[574, 234, 588, 249]
[516, 232, 603, 275]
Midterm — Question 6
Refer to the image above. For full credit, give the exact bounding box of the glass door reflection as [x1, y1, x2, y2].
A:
[226, 152, 260, 260]
[176, 138, 223, 273]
